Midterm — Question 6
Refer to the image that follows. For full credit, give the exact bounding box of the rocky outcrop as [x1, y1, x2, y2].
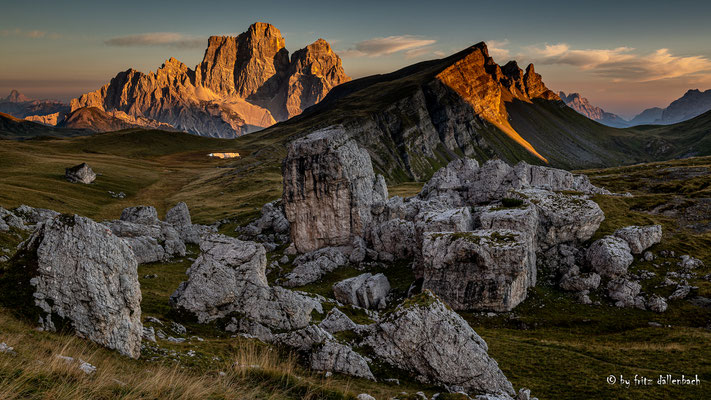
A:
[65, 163, 96, 184]
[282, 126, 387, 253]
[363, 291, 514, 395]
[333, 273, 390, 310]
[421, 230, 532, 311]
[170, 234, 320, 330]
[70, 23, 349, 137]
[2, 215, 142, 358]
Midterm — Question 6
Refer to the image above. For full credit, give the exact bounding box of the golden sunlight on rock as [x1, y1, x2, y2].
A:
[207, 152, 240, 159]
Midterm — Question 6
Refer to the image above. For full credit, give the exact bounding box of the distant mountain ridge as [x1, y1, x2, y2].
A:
[69, 22, 350, 137]
[631, 89, 711, 125]
[0, 90, 69, 121]
[558, 91, 630, 128]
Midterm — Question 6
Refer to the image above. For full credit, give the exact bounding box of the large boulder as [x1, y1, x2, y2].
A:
[613, 225, 662, 254]
[419, 158, 481, 206]
[587, 236, 634, 278]
[363, 291, 514, 395]
[420, 230, 533, 312]
[1, 215, 142, 358]
[65, 163, 96, 184]
[333, 273, 391, 310]
[170, 234, 320, 330]
[282, 126, 387, 253]
[165, 202, 192, 227]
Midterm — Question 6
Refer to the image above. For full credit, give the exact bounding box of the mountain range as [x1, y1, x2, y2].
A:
[558, 91, 630, 128]
[0, 90, 69, 125]
[631, 89, 711, 125]
[67, 22, 349, 137]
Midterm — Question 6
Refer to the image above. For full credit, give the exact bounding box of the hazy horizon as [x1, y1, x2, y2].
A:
[2, 0, 711, 118]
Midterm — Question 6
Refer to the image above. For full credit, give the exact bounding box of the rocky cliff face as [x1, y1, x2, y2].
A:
[285, 39, 350, 119]
[559, 91, 629, 128]
[69, 23, 349, 137]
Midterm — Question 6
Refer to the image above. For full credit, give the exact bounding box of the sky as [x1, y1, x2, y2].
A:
[2, 0, 711, 118]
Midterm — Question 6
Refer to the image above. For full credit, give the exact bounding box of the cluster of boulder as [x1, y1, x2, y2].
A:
[0, 202, 214, 359]
[2, 123, 706, 398]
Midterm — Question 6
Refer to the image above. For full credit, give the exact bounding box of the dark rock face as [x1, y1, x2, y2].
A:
[70, 23, 349, 137]
[65, 163, 96, 184]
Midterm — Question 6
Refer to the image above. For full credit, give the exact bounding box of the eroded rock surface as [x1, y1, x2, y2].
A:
[282, 126, 387, 253]
[5, 215, 142, 358]
[170, 234, 320, 330]
[363, 291, 514, 395]
[65, 163, 96, 184]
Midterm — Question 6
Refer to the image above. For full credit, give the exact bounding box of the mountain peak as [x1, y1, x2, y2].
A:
[4, 90, 30, 103]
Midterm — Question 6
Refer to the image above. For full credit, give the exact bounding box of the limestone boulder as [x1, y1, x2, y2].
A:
[587, 236, 634, 278]
[363, 291, 514, 395]
[282, 126, 387, 253]
[2, 214, 142, 358]
[333, 273, 391, 310]
[613, 225, 662, 254]
[13, 205, 60, 225]
[420, 230, 533, 312]
[65, 163, 96, 184]
[607, 278, 642, 308]
[170, 234, 320, 330]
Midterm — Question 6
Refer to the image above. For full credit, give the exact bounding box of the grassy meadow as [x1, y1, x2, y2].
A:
[1, 129, 710, 399]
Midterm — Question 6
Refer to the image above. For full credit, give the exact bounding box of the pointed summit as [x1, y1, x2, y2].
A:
[285, 38, 351, 118]
[4, 90, 30, 103]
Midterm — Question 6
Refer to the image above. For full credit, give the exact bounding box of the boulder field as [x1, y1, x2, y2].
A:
[1, 124, 696, 398]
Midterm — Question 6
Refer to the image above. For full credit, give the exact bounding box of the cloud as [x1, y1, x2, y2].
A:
[342, 35, 436, 58]
[105, 32, 205, 49]
[1, 29, 60, 39]
[527, 43, 711, 82]
[487, 40, 511, 61]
